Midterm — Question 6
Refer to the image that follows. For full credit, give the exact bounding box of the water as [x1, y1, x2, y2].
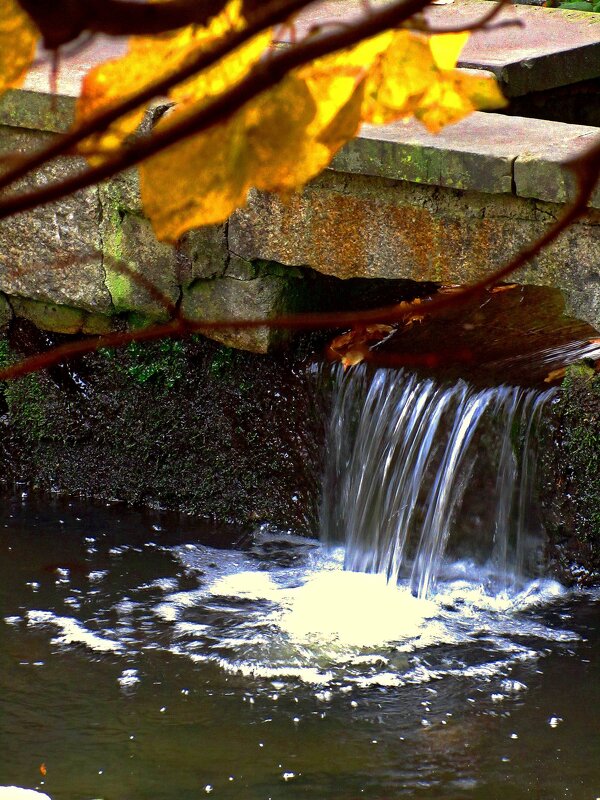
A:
[321, 366, 554, 598]
[2, 365, 600, 799]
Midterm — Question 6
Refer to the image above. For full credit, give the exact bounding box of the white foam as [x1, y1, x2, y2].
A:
[27, 611, 123, 654]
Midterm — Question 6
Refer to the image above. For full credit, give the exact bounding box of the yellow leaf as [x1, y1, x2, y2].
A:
[140, 37, 386, 241]
[137, 26, 505, 239]
[139, 111, 250, 239]
[362, 31, 434, 125]
[75, 0, 270, 163]
[544, 367, 567, 383]
[415, 69, 506, 133]
[0, 0, 37, 96]
[429, 32, 469, 71]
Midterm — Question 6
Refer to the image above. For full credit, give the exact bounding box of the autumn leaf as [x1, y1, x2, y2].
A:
[0, 0, 38, 96]
[75, 0, 271, 163]
[328, 324, 394, 369]
[39, 763, 47, 777]
[490, 284, 519, 293]
[544, 367, 567, 383]
[140, 36, 388, 241]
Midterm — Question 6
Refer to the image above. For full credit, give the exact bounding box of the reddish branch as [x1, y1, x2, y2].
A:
[18, 0, 291, 49]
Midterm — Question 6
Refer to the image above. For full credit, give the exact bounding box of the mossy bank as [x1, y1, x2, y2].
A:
[540, 363, 600, 584]
[0, 321, 326, 535]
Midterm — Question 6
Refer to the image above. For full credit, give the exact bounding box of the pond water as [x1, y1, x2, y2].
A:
[1, 495, 600, 800]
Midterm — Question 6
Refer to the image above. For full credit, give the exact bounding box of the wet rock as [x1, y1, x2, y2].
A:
[181, 263, 305, 353]
[540, 363, 600, 583]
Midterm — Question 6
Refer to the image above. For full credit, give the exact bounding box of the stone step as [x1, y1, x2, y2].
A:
[331, 112, 600, 208]
[281, 0, 600, 96]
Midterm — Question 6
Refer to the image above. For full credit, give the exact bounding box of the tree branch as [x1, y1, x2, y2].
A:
[19, 0, 286, 49]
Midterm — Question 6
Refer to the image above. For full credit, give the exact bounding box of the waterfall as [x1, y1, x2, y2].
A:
[320, 365, 555, 599]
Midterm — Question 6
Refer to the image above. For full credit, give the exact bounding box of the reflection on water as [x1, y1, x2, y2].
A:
[1, 497, 600, 800]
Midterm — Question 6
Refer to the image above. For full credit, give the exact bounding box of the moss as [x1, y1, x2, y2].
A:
[0, 323, 324, 534]
[209, 345, 235, 378]
[0, 337, 50, 444]
[560, 364, 600, 539]
[539, 362, 600, 582]
[122, 339, 186, 389]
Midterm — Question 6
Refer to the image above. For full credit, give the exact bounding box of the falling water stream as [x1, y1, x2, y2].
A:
[1, 363, 600, 799]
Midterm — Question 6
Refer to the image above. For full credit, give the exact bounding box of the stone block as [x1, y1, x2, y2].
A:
[98, 174, 181, 319]
[181, 268, 303, 353]
[436, 0, 600, 96]
[9, 296, 114, 335]
[514, 130, 600, 207]
[0, 127, 112, 313]
[332, 114, 600, 205]
[229, 171, 600, 329]
[178, 224, 229, 283]
[0, 293, 12, 330]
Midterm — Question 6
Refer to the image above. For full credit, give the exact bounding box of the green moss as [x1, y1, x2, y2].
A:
[0, 337, 50, 443]
[209, 345, 234, 378]
[123, 339, 186, 389]
[559, 364, 600, 540]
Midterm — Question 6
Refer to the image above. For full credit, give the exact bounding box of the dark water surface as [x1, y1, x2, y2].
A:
[1, 496, 599, 800]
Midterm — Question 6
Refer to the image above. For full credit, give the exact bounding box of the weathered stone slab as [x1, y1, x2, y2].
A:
[515, 129, 600, 205]
[442, 1, 600, 96]
[99, 168, 180, 319]
[0, 37, 127, 132]
[0, 127, 112, 313]
[181, 266, 304, 353]
[332, 114, 600, 208]
[229, 171, 600, 329]
[178, 224, 229, 283]
[9, 296, 114, 335]
[285, 0, 600, 96]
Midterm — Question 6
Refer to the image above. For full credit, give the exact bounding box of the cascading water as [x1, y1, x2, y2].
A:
[321, 364, 555, 599]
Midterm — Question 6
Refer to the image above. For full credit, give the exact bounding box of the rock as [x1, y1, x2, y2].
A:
[229, 165, 600, 330]
[541, 363, 600, 584]
[178, 224, 229, 283]
[0, 127, 112, 314]
[181, 265, 304, 353]
[9, 296, 114, 335]
[0, 293, 12, 330]
[98, 176, 180, 320]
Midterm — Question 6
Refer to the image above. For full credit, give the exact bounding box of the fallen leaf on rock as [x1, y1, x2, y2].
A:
[544, 367, 567, 383]
[395, 298, 427, 327]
